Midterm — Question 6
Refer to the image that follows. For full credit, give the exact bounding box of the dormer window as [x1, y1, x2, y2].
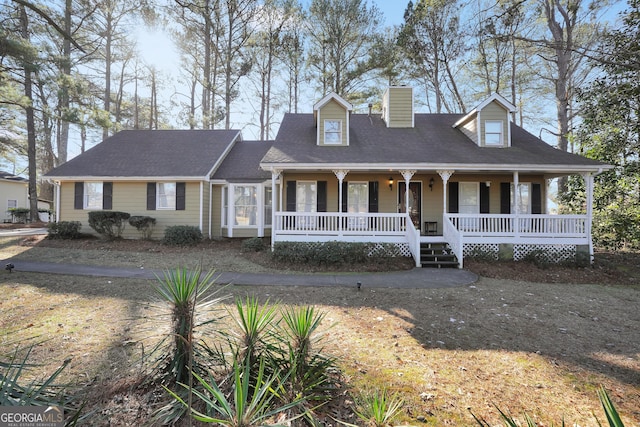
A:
[485, 121, 503, 146]
[324, 120, 342, 144]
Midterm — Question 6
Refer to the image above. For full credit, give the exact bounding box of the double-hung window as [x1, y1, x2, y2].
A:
[157, 182, 176, 210]
[296, 181, 317, 213]
[324, 120, 342, 144]
[485, 121, 503, 146]
[234, 185, 258, 226]
[512, 183, 531, 214]
[459, 182, 479, 214]
[84, 182, 103, 210]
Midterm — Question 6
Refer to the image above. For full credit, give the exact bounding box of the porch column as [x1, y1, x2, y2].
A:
[400, 170, 416, 215]
[437, 170, 454, 214]
[513, 171, 519, 236]
[333, 170, 349, 213]
[582, 172, 594, 262]
[271, 169, 281, 249]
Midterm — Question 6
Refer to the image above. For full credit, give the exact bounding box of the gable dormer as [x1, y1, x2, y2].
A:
[313, 93, 352, 146]
[382, 86, 414, 128]
[453, 93, 517, 147]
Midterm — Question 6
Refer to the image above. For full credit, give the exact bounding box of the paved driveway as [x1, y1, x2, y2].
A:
[0, 227, 48, 236]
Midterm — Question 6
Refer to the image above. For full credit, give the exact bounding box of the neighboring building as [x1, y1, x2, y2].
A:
[0, 171, 28, 223]
[44, 88, 610, 267]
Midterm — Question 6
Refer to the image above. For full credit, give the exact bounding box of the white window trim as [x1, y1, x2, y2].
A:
[233, 184, 259, 227]
[484, 120, 503, 146]
[296, 181, 317, 213]
[511, 182, 532, 214]
[157, 182, 176, 210]
[459, 182, 480, 214]
[347, 181, 369, 213]
[84, 181, 103, 210]
[323, 119, 342, 145]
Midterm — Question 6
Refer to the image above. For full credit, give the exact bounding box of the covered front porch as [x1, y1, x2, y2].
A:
[269, 169, 596, 268]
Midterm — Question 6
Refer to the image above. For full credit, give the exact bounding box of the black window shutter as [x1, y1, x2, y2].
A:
[74, 182, 84, 209]
[147, 183, 156, 210]
[317, 181, 327, 212]
[448, 182, 459, 213]
[368, 181, 379, 213]
[500, 182, 511, 214]
[176, 182, 186, 210]
[102, 182, 113, 210]
[286, 181, 296, 211]
[532, 183, 542, 214]
[341, 181, 348, 213]
[480, 182, 490, 213]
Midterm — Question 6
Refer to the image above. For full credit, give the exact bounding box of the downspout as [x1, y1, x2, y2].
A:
[208, 183, 212, 239]
[55, 181, 60, 222]
[199, 181, 203, 233]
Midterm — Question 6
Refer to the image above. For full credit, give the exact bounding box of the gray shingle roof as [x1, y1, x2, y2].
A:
[261, 113, 606, 171]
[45, 130, 240, 179]
[212, 140, 273, 182]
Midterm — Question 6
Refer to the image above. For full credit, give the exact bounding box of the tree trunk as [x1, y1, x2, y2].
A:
[19, 6, 39, 222]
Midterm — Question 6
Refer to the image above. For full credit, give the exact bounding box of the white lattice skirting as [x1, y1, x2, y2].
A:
[464, 243, 578, 263]
[513, 244, 577, 263]
[368, 242, 412, 257]
[464, 243, 500, 260]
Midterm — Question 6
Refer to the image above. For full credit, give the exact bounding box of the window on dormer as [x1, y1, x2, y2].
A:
[324, 120, 342, 144]
[485, 121, 503, 146]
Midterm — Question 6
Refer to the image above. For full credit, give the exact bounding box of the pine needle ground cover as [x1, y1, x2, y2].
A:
[1, 236, 639, 425]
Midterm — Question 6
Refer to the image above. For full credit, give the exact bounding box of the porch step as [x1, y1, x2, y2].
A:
[420, 242, 459, 268]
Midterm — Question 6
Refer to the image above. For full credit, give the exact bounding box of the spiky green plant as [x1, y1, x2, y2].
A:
[276, 305, 336, 405]
[151, 266, 226, 384]
[1, 346, 84, 424]
[232, 296, 278, 367]
[354, 388, 404, 427]
[471, 386, 625, 427]
[167, 357, 303, 426]
[597, 386, 625, 427]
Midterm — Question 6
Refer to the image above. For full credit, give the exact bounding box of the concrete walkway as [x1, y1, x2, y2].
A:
[3, 259, 478, 289]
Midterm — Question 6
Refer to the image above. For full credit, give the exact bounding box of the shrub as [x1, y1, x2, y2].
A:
[87, 210, 130, 239]
[272, 241, 370, 266]
[241, 237, 266, 252]
[47, 221, 82, 239]
[7, 207, 30, 223]
[163, 225, 203, 246]
[128, 215, 156, 239]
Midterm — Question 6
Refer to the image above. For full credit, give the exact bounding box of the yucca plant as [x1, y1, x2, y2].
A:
[471, 386, 625, 427]
[167, 357, 303, 426]
[276, 306, 336, 404]
[353, 388, 404, 427]
[1, 346, 84, 425]
[232, 296, 278, 368]
[151, 266, 227, 384]
[597, 386, 625, 427]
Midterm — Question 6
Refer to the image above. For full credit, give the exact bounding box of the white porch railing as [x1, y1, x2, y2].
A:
[273, 212, 422, 266]
[446, 214, 588, 241]
[444, 213, 590, 268]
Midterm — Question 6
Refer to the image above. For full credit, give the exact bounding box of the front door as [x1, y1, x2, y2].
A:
[398, 182, 421, 229]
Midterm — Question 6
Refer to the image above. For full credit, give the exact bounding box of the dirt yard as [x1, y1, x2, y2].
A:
[1, 234, 639, 426]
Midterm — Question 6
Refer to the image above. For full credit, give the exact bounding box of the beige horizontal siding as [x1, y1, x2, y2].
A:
[386, 87, 413, 128]
[58, 181, 205, 239]
[318, 100, 348, 146]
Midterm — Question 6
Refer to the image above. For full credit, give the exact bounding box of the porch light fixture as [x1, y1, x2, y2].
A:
[388, 177, 393, 191]
[429, 177, 435, 191]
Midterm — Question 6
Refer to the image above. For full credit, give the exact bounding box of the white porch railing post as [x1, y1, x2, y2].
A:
[333, 169, 348, 236]
[270, 169, 281, 249]
[582, 172, 594, 263]
[513, 171, 519, 238]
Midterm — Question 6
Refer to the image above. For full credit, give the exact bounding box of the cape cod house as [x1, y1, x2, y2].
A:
[44, 87, 609, 268]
